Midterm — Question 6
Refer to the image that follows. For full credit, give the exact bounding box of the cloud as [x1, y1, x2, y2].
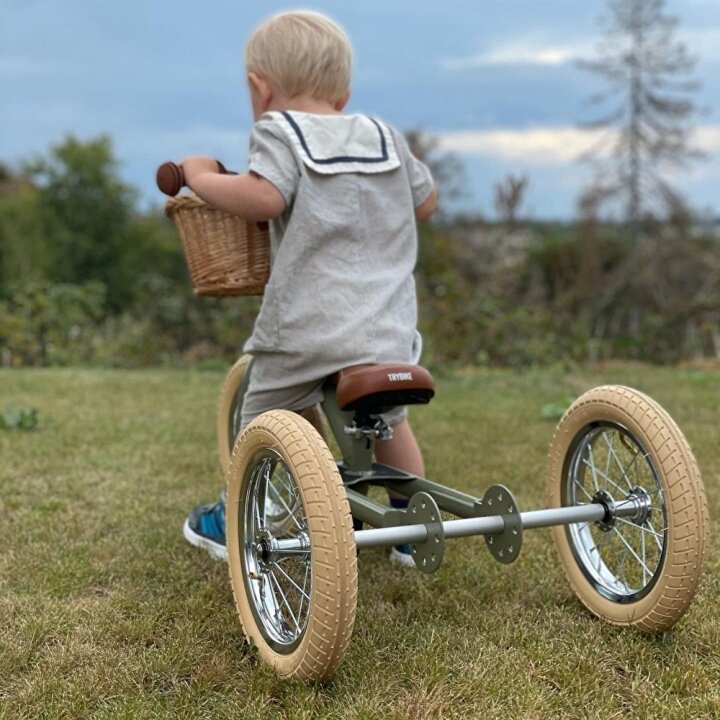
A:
[440, 27, 720, 71]
[436, 126, 604, 164]
[440, 40, 592, 70]
[436, 124, 720, 165]
[696, 126, 720, 151]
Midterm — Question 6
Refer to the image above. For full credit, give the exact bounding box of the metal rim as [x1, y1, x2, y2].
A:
[563, 421, 668, 603]
[240, 448, 313, 653]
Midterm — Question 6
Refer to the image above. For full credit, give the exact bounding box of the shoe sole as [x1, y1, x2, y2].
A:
[183, 518, 227, 561]
[389, 547, 415, 568]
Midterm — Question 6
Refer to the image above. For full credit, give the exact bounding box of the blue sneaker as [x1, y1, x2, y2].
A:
[183, 500, 227, 561]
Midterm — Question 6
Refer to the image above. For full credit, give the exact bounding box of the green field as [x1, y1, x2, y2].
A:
[1, 365, 718, 719]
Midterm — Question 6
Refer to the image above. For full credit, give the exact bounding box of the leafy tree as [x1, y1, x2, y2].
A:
[578, 0, 703, 235]
[0, 174, 50, 293]
[24, 135, 139, 310]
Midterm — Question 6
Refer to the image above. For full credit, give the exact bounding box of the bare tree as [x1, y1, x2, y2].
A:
[578, 0, 703, 238]
[404, 130, 468, 220]
[494, 174, 530, 230]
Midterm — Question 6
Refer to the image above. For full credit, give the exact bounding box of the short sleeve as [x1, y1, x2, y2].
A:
[392, 130, 435, 208]
[248, 119, 301, 207]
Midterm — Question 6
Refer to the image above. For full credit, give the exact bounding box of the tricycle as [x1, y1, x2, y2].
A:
[158, 162, 709, 683]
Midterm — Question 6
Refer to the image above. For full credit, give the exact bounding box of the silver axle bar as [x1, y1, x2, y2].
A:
[353, 500, 639, 550]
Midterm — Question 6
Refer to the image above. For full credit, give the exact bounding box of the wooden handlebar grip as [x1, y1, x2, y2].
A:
[156, 162, 185, 196]
[156, 160, 229, 196]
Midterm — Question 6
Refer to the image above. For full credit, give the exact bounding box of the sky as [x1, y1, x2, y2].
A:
[2, 0, 719, 219]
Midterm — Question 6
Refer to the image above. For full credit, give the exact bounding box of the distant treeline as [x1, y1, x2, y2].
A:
[1, 135, 718, 369]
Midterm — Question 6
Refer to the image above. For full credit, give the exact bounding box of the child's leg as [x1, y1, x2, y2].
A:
[299, 404, 327, 440]
[375, 418, 423, 565]
[374, 418, 424, 490]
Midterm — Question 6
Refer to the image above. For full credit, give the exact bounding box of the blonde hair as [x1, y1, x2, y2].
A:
[245, 11, 352, 103]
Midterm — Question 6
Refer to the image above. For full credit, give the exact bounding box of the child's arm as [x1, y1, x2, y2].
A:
[415, 186, 438, 221]
[181, 157, 286, 222]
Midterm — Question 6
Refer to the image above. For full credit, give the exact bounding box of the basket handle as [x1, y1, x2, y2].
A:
[156, 160, 229, 196]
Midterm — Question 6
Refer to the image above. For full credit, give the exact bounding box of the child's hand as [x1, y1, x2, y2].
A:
[181, 156, 222, 186]
[178, 157, 286, 221]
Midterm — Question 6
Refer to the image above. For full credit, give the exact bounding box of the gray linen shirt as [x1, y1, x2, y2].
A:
[243, 110, 434, 394]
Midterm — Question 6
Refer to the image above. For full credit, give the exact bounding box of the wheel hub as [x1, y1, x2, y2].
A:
[592, 486, 653, 532]
[254, 528, 275, 571]
[625, 486, 652, 525]
[253, 527, 311, 571]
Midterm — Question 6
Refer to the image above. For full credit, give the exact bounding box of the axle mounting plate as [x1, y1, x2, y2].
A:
[477, 484, 523, 564]
[405, 491, 445, 574]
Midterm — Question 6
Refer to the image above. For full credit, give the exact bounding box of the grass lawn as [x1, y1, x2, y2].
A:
[1, 364, 718, 719]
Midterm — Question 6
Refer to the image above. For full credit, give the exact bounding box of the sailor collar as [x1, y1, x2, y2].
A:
[266, 111, 401, 175]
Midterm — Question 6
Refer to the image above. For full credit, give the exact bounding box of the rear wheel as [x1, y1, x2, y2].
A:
[548, 385, 708, 631]
[217, 355, 253, 476]
[226, 410, 358, 681]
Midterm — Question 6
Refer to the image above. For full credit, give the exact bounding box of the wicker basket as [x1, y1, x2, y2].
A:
[165, 195, 270, 297]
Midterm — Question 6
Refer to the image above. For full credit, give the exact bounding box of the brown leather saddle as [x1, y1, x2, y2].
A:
[329, 363, 435, 415]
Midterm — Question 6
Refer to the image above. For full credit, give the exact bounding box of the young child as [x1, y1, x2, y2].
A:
[181, 10, 437, 565]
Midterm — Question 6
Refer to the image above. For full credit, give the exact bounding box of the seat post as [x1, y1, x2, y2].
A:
[322, 386, 375, 475]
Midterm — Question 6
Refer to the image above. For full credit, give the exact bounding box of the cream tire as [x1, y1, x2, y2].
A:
[548, 385, 708, 631]
[217, 354, 253, 476]
[226, 410, 358, 682]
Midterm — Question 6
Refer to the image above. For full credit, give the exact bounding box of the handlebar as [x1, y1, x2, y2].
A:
[156, 160, 229, 196]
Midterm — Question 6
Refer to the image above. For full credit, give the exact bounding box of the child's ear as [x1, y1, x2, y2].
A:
[248, 72, 273, 111]
[334, 90, 351, 112]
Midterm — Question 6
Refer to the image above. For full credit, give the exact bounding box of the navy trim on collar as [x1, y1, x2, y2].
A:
[281, 112, 390, 164]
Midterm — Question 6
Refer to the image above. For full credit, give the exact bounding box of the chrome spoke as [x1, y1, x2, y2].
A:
[623, 447, 645, 481]
[260, 459, 274, 527]
[254, 493, 264, 531]
[574, 477, 595, 503]
[641, 523, 648, 586]
[581, 458, 629, 498]
[604, 433, 613, 481]
[588, 531, 613, 572]
[242, 448, 312, 649]
[586, 445, 602, 493]
[274, 562, 311, 602]
[268, 570, 301, 634]
[615, 516, 666, 540]
[270, 470, 304, 532]
[603, 431, 634, 490]
[566, 423, 666, 602]
[267, 480, 300, 526]
[260, 574, 281, 620]
[619, 550, 631, 592]
[275, 547, 312, 562]
[646, 518, 667, 552]
[297, 562, 311, 622]
[612, 526, 653, 579]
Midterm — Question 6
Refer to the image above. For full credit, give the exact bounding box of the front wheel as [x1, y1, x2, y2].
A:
[226, 410, 358, 682]
[547, 385, 708, 631]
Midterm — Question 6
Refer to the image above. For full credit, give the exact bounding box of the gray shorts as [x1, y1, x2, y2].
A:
[240, 359, 407, 428]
